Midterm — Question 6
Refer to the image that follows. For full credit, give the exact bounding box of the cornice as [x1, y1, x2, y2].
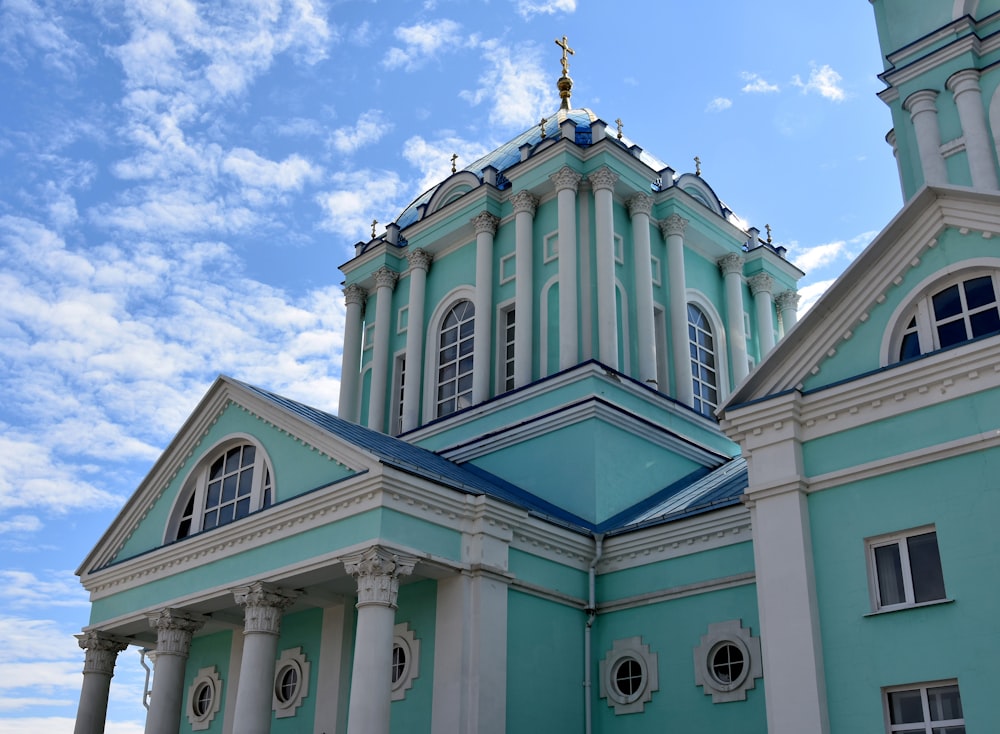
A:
[598, 571, 755, 614]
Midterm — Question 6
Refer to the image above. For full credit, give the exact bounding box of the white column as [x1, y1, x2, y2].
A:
[144, 610, 204, 734]
[551, 167, 582, 370]
[74, 631, 128, 734]
[471, 213, 499, 402]
[401, 249, 432, 432]
[719, 253, 749, 384]
[344, 547, 416, 734]
[886, 129, 906, 200]
[231, 583, 298, 734]
[947, 69, 999, 190]
[511, 191, 537, 388]
[589, 167, 619, 369]
[338, 284, 367, 423]
[904, 90, 947, 187]
[660, 214, 692, 406]
[367, 267, 398, 432]
[628, 193, 656, 386]
[750, 273, 776, 356]
[775, 290, 801, 337]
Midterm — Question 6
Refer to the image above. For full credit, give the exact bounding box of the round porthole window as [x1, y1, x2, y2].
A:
[611, 656, 645, 702]
[390, 623, 420, 701]
[272, 647, 310, 718]
[693, 620, 763, 703]
[709, 642, 746, 687]
[186, 667, 222, 731]
[274, 662, 301, 705]
[391, 642, 408, 685]
[599, 637, 659, 715]
[192, 681, 214, 718]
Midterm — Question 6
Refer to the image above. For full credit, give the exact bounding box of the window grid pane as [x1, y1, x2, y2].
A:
[687, 304, 718, 417]
[437, 301, 475, 417]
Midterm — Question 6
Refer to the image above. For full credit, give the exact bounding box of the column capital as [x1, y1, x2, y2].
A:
[373, 266, 398, 290]
[147, 609, 204, 657]
[627, 192, 653, 218]
[77, 631, 128, 676]
[344, 282, 367, 307]
[749, 272, 774, 297]
[718, 252, 745, 276]
[550, 165, 582, 193]
[588, 166, 618, 191]
[903, 89, 939, 115]
[407, 247, 433, 271]
[233, 581, 299, 634]
[660, 213, 688, 238]
[471, 211, 500, 235]
[511, 190, 538, 216]
[946, 68, 982, 95]
[775, 289, 801, 311]
[343, 546, 417, 609]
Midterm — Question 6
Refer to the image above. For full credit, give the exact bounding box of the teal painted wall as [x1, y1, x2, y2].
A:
[509, 548, 587, 600]
[181, 630, 232, 734]
[272, 607, 324, 734]
[114, 402, 356, 563]
[390, 579, 437, 734]
[808, 446, 1000, 733]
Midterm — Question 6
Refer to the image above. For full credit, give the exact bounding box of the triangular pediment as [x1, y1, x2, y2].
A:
[723, 186, 1000, 409]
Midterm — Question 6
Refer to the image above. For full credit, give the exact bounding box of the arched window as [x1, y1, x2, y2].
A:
[894, 271, 1000, 362]
[688, 303, 719, 417]
[436, 300, 475, 417]
[169, 440, 274, 541]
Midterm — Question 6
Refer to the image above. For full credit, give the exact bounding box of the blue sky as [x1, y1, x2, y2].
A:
[0, 0, 901, 731]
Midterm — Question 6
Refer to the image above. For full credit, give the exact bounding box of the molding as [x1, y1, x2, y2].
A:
[598, 572, 755, 615]
[508, 577, 586, 609]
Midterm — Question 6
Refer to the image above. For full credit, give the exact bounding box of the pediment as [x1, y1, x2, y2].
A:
[723, 186, 1000, 409]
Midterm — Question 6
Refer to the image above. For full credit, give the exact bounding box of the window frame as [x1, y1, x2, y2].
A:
[165, 435, 275, 543]
[391, 622, 420, 701]
[599, 636, 659, 715]
[186, 667, 223, 731]
[422, 287, 478, 421]
[688, 302, 720, 417]
[866, 526, 948, 613]
[882, 680, 965, 734]
[272, 647, 310, 718]
[496, 301, 516, 394]
[693, 619, 763, 703]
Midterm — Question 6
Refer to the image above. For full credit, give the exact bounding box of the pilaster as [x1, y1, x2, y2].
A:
[471, 213, 498, 405]
[749, 272, 776, 355]
[402, 249, 433, 432]
[775, 289, 801, 336]
[339, 283, 367, 423]
[367, 266, 398, 432]
[903, 89, 947, 187]
[946, 69, 999, 190]
[589, 167, 619, 369]
[719, 252, 749, 383]
[551, 167, 582, 371]
[628, 193, 656, 386]
[512, 191, 537, 388]
[660, 214, 691, 405]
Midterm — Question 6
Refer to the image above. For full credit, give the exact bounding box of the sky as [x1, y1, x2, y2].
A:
[0, 0, 903, 731]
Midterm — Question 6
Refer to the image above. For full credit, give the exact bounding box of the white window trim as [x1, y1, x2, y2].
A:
[273, 647, 310, 718]
[164, 435, 275, 543]
[880, 258, 1000, 366]
[543, 231, 559, 263]
[390, 351, 406, 436]
[362, 322, 375, 352]
[614, 233, 624, 265]
[186, 666, 223, 731]
[693, 619, 763, 703]
[499, 252, 516, 285]
[882, 679, 965, 734]
[495, 299, 516, 395]
[396, 305, 409, 334]
[422, 286, 477, 421]
[598, 636, 658, 715]
[391, 622, 420, 701]
[866, 525, 948, 613]
[651, 255, 662, 287]
[687, 290, 730, 411]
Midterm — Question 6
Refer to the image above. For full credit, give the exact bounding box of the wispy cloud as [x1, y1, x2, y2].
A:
[741, 72, 779, 94]
[330, 110, 394, 155]
[706, 97, 733, 113]
[382, 19, 465, 71]
[222, 148, 323, 191]
[316, 170, 406, 241]
[460, 39, 553, 129]
[515, 0, 577, 19]
[402, 135, 491, 194]
[792, 63, 846, 102]
[793, 240, 849, 272]
[0, 0, 88, 78]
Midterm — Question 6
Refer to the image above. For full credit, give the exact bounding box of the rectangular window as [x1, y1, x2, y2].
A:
[391, 354, 406, 435]
[502, 307, 516, 392]
[868, 528, 946, 611]
[884, 681, 964, 734]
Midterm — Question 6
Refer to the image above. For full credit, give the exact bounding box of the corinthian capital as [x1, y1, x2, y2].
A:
[471, 211, 500, 235]
[343, 546, 417, 609]
[407, 247, 433, 271]
[588, 166, 618, 191]
[717, 252, 744, 277]
[511, 190, 538, 216]
[775, 289, 801, 311]
[147, 609, 204, 657]
[374, 266, 399, 290]
[77, 631, 128, 677]
[550, 165, 582, 192]
[344, 283, 367, 307]
[748, 272, 774, 297]
[233, 582, 299, 635]
[627, 193, 653, 218]
[660, 213, 688, 238]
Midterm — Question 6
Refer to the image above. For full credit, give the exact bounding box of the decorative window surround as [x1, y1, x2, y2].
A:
[396, 305, 409, 334]
[613, 233, 624, 265]
[651, 255, 661, 287]
[543, 232, 559, 263]
[187, 667, 222, 730]
[273, 647, 310, 718]
[363, 323, 375, 352]
[883, 680, 965, 733]
[599, 636, 658, 714]
[391, 622, 420, 701]
[867, 527, 947, 612]
[499, 252, 516, 284]
[693, 619, 763, 702]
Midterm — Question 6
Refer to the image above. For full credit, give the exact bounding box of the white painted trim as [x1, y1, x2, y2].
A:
[539, 274, 559, 378]
[421, 285, 478, 421]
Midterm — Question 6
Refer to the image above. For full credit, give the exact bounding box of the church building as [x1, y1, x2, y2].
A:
[73, 3, 999, 733]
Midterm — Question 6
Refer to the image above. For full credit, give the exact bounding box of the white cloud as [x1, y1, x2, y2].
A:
[0, 718, 144, 734]
[330, 110, 394, 155]
[741, 72, 779, 94]
[515, 0, 577, 19]
[706, 97, 733, 113]
[0, 515, 42, 534]
[316, 170, 406, 242]
[0, 570, 89, 608]
[797, 278, 836, 315]
[382, 19, 464, 71]
[792, 63, 846, 102]
[402, 135, 491, 194]
[222, 148, 322, 190]
[793, 240, 848, 272]
[0, 0, 88, 78]
[460, 40, 552, 129]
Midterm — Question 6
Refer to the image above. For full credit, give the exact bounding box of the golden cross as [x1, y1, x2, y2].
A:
[694, 156, 701, 176]
[371, 219, 378, 239]
[615, 118, 624, 140]
[766, 224, 773, 244]
[451, 153, 458, 174]
[539, 116, 548, 139]
[555, 35, 575, 76]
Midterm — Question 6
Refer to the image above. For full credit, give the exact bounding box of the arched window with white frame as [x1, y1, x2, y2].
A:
[436, 299, 475, 417]
[167, 437, 274, 542]
[688, 303, 719, 417]
[891, 269, 1000, 363]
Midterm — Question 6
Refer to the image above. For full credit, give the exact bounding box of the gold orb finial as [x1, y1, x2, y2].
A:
[554, 35, 575, 110]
